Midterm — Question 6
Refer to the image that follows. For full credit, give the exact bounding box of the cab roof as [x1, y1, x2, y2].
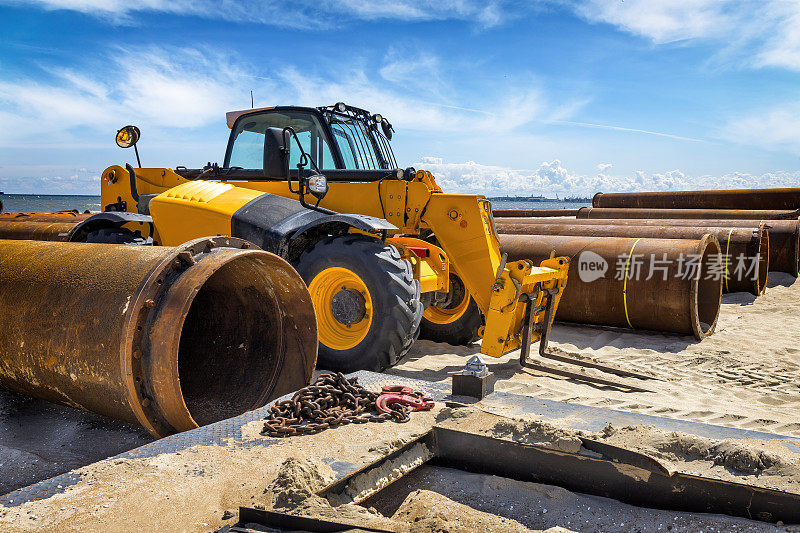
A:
[225, 107, 276, 129]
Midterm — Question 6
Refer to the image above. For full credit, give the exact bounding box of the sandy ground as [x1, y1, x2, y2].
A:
[390, 273, 800, 438]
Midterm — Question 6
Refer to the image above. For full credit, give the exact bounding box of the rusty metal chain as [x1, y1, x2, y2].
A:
[262, 372, 412, 438]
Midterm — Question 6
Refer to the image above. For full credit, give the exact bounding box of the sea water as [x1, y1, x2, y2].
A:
[0, 194, 101, 213]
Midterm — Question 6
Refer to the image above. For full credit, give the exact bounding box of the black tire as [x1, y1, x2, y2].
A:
[419, 296, 482, 345]
[294, 234, 423, 372]
[417, 236, 483, 346]
[83, 227, 150, 245]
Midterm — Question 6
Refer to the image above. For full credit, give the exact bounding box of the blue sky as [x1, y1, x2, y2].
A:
[1, 0, 800, 195]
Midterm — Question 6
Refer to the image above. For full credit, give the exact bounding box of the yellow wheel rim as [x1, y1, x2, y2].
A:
[423, 283, 470, 325]
[308, 267, 373, 351]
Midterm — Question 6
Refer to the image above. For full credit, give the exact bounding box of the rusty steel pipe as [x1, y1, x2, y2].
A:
[496, 222, 768, 295]
[492, 209, 581, 218]
[593, 188, 800, 210]
[497, 217, 800, 276]
[0, 211, 94, 241]
[0, 220, 82, 241]
[499, 234, 722, 338]
[0, 237, 317, 438]
[578, 207, 800, 220]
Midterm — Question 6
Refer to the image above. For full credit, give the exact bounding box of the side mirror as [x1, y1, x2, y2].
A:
[264, 127, 291, 177]
[116, 125, 140, 148]
[116, 125, 142, 167]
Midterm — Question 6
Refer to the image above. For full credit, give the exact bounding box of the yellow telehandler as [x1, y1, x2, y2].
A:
[89, 103, 571, 375]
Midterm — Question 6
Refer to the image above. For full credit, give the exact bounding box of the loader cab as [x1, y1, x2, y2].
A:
[223, 104, 398, 175]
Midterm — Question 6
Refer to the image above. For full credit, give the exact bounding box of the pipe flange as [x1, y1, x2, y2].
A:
[123, 236, 260, 437]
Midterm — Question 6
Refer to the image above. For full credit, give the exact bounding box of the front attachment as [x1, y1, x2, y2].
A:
[481, 255, 570, 358]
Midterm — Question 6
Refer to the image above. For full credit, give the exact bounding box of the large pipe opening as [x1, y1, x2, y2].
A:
[695, 239, 722, 337]
[177, 255, 284, 426]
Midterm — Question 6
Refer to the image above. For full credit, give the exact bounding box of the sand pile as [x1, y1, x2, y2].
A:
[597, 424, 800, 491]
[392, 489, 572, 532]
[258, 457, 397, 531]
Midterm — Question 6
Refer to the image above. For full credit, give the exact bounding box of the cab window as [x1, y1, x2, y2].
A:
[329, 116, 381, 170]
[227, 110, 336, 171]
[331, 127, 359, 169]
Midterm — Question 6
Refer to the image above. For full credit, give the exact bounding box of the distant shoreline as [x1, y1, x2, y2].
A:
[486, 197, 591, 203]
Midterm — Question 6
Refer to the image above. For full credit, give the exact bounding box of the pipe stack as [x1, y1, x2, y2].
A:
[497, 217, 799, 276]
[0, 237, 317, 438]
[490, 187, 800, 336]
[578, 187, 800, 280]
[0, 211, 93, 241]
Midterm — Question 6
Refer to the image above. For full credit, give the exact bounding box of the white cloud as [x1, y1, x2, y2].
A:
[379, 47, 443, 89]
[6, 157, 799, 196]
[720, 102, 800, 152]
[0, 39, 582, 147]
[571, 0, 800, 72]
[11, 0, 800, 73]
[270, 63, 574, 135]
[0, 46, 250, 145]
[2, 0, 516, 28]
[415, 157, 800, 196]
[755, 1, 800, 70]
[573, 0, 738, 43]
[333, 0, 504, 24]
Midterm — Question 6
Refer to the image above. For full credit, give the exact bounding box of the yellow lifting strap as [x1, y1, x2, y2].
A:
[622, 238, 641, 329]
[724, 228, 734, 292]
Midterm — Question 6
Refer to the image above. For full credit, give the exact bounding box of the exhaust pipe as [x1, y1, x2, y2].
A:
[499, 234, 722, 339]
[0, 237, 317, 438]
[496, 222, 768, 295]
[497, 217, 799, 277]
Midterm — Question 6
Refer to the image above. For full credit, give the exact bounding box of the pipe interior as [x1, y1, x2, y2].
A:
[177, 255, 282, 426]
[696, 242, 720, 336]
